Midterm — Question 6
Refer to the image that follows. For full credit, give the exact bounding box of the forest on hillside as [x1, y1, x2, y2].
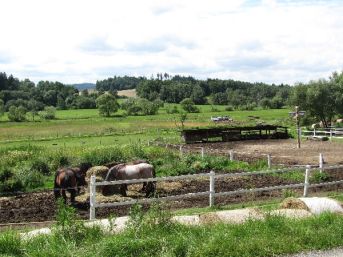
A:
[2, 71, 343, 126]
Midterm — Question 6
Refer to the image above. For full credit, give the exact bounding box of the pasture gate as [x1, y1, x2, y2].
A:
[181, 125, 289, 144]
[89, 164, 343, 220]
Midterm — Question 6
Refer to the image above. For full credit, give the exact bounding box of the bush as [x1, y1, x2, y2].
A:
[14, 166, 45, 190]
[31, 159, 50, 175]
[180, 98, 200, 113]
[0, 168, 24, 193]
[7, 105, 27, 122]
[166, 105, 179, 114]
[81, 146, 126, 166]
[38, 106, 56, 120]
[54, 199, 94, 242]
[225, 105, 234, 111]
[311, 171, 329, 183]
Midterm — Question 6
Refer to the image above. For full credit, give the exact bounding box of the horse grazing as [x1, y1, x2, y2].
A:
[54, 163, 91, 204]
[102, 162, 156, 197]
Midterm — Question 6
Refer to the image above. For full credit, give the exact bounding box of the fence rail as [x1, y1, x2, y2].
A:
[89, 164, 343, 220]
[302, 128, 343, 139]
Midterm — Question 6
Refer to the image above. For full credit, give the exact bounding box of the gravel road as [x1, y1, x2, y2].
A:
[283, 248, 343, 257]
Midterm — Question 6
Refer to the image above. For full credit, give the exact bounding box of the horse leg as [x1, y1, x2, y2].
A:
[62, 189, 67, 204]
[145, 182, 156, 197]
[70, 188, 76, 204]
[140, 182, 147, 192]
[120, 184, 127, 197]
[54, 187, 61, 200]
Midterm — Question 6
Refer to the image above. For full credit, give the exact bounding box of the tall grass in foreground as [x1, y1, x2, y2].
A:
[1, 202, 343, 257]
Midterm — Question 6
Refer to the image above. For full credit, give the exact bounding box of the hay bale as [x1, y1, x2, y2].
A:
[85, 166, 109, 193]
[86, 166, 109, 180]
[199, 212, 221, 224]
[280, 197, 309, 211]
[299, 197, 343, 214]
[269, 209, 312, 219]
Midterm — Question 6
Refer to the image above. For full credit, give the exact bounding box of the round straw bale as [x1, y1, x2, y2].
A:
[280, 197, 309, 211]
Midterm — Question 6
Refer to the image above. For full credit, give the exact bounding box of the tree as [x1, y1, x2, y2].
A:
[191, 84, 206, 104]
[173, 112, 188, 130]
[0, 99, 4, 117]
[95, 93, 119, 117]
[121, 98, 159, 115]
[27, 100, 44, 121]
[8, 106, 27, 122]
[38, 106, 56, 120]
[290, 80, 336, 127]
[180, 98, 199, 113]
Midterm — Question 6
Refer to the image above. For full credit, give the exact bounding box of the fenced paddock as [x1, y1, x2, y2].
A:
[302, 127, 343, 140]
[89, 164, 343, 220]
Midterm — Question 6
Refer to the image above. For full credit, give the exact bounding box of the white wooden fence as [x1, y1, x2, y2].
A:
[89, 164, 343, 220]
[302, 128, 343, 139]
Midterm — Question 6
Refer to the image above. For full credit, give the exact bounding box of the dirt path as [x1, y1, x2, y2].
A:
[182, 139, 343, 165]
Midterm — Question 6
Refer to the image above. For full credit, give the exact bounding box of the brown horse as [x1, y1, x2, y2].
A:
[54, 163, 91, 204]
[102, 162, 156, 197]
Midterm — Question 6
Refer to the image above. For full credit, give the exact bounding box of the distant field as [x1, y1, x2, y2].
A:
[0, 106, 292, 149]
[117, 89, 137, 97]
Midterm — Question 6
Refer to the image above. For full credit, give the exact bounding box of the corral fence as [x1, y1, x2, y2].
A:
[89, 164, 343, 220]
[302, 127, 343, 140]
[148, 140, 329, 170]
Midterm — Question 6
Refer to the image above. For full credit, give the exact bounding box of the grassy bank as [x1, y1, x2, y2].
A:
[1, 203, 343, 257]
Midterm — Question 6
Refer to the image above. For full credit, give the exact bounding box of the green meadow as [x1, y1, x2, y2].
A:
[0, 105, 291, 149]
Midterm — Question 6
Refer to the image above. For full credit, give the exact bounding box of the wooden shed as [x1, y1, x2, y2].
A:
[181, 125, 289, 144]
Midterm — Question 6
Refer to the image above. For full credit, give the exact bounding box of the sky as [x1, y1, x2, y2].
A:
[0, 0, 342, 85]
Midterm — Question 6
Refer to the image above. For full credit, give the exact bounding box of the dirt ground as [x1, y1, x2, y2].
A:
[1, 139, 343, 226]
[1, 169, 343, 225]
[181, 139, 343, 165]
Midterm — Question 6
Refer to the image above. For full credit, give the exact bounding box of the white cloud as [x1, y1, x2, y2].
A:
[0, 0, 342, 84]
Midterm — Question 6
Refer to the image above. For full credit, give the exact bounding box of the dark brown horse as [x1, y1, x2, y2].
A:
[102, 162, 156, 197]
[54, 163, 91, 204]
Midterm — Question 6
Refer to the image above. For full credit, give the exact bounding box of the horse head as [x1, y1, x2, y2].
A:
[102, 165, 123, 196]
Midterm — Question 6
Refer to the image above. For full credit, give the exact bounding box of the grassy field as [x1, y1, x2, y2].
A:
[0, 105, 292, 148]
[0, 106, 291, 194]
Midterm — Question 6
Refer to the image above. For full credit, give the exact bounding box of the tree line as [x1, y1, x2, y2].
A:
[289, 71, 343, 127]
[136, 75, 291, 110]
[2, 71, 343, 126]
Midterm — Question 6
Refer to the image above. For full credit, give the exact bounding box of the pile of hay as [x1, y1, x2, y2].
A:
[86, 166, 109, 181]
[280, 197, 309, 211]
[85, 166, 109, 193]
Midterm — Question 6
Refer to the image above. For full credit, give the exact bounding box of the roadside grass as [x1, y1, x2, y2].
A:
[1, 203, 343, 257]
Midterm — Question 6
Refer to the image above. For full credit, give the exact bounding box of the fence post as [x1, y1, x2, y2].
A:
[179, 145, 183, 157]
[201, 147, 204, 159]
[330, 130, 333, 140]
[303, 165, 311, 197]
[89, 175, 96, 220]
[319, 153, 324, 173]
[313, 128, 316, 137]
[229, 150, 234, 161]
[267, 154, 272, 169]
[209, 171, 215, 207]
